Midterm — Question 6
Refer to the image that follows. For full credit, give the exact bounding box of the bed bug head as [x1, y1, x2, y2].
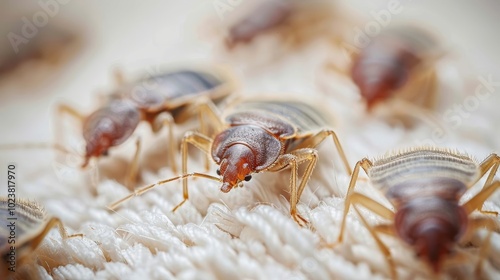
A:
[217, 144, 255, 193]
[212, 125, 282, 193]
[351, 58, 405, 110]
[82, 100, 141, 168]
[82, 126, 112, 168]
[395, 197, 468, 273]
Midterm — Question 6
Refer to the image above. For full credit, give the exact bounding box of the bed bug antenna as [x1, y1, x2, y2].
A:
[107, 172, 222, 211]
[0, 142, 73, 155]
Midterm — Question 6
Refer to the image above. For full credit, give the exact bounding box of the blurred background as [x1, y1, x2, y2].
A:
[0, 0, 498, 143]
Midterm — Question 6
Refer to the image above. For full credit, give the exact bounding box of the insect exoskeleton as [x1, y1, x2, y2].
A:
[109, 98, 352, 225]
[0, 197, 82, 278]
[353, 24, 443, 109]
[55, 64, 238, 186]
[336, 146, 500, 278]
[0, 19, 81, 79]
[221, 0, 342, 51]
[324, 23, 445, 128]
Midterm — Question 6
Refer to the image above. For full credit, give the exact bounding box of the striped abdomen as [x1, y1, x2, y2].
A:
[369, 148, 478, 203]
[123, 69, 224, 111]
[0, 198, 46, 253]
[227, 100, 330, 136]
[369, 148, 476, 270]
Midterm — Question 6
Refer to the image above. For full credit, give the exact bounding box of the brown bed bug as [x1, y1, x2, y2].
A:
[0, 197, 81, 278]
[55, 65, 237, 185]
[0, 20, 81, 78]
[350, 24, 443, 110]
[335, 147, 500, 278]
[110, 99, 352, 225]
[222, 0, 343, 51]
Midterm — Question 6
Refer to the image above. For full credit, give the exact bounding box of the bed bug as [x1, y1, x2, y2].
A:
[55, 65, 237, 185]
[110, 99, 352, 225]
[335, 147, 500, 277]
[223, 0, 343, 51]
[350, 24, 443, 110]
[0, 197, 81, 278]
[0, 20, 81, 78]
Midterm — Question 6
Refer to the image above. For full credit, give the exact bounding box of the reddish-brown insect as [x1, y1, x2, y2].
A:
[0, 21, 81, 77]
[56, 65, 237, 183]
[0, 197, 82, 278]
[223, 0, 342, 50]
[110, 99, 352, 225]
[350, 25, 443, 110]
[336, 147, 500, 277]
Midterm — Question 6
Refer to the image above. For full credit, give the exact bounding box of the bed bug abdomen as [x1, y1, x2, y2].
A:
[123, 69, 224, 111]
[394, 194, 468, 272]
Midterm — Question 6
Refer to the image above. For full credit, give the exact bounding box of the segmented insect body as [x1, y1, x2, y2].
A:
[0, 198, 74, 278]
[224, 0, 338, 50]
[110, 99, 352, 225]
[214, 100, 333, 192]
[82, 100, 141, 167]
[60, 67, 237, 174]
[351, 25, 440, 109]
[116, 69, 228, 123]
[371, 149, 475, 269]
[338, 147, 500, 276]
[225, 0, 292, 48]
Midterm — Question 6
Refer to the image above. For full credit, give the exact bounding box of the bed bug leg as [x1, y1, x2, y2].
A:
[330, 190, 398, 278]
[124, 137, 141, 189]
[464, 154, 500, 215]
[196, 99, 224, 135]
[56, 103, 85, 124]
[293, 129, 352, 175]
[113, 67, 125, 86]
[352, 200, 397, 279]
[56, 103, 85, 138]
[196, 99, 225, 171]
[153, 112, 177, 174]
[400, 66, 439, 110]
[472, 219, 499, 278]
[266, 148, 318, 226]
[337, 158, 373, 243]
[376, 98, 443, 130]
[55, 103, 85, 161]
[172, 97, 223, 172]
[176, 131, 213, 212]
[476, 154, 500, 188]
[28, 217, 83, 254]
[476, 154, 500, 215]
[462, 180, 500, 216]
